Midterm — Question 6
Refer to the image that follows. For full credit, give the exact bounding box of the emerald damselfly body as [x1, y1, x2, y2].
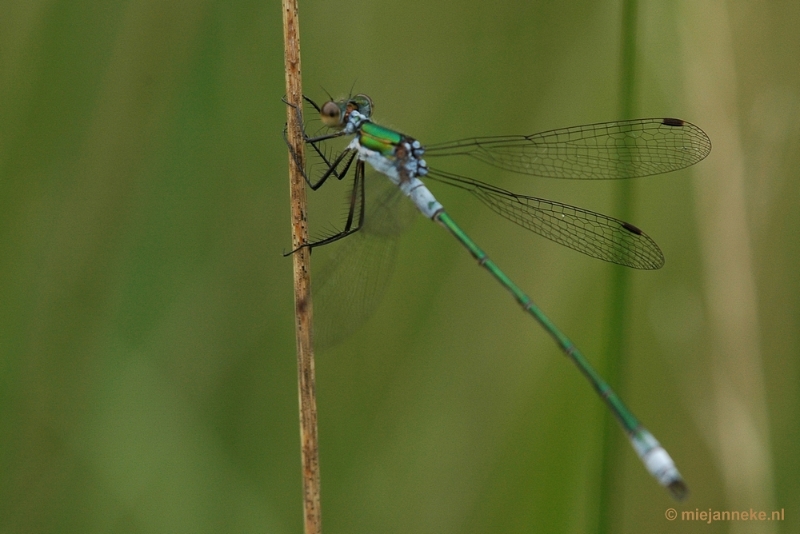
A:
[285, 93, 710, 500]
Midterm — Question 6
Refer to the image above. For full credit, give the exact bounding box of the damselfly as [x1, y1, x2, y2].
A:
[285, 93, 710, 500]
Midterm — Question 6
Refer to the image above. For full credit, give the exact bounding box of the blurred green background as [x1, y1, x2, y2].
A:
[1, 1, 798, 533]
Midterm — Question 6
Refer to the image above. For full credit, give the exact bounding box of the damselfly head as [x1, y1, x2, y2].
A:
[320, 93, 374, 129]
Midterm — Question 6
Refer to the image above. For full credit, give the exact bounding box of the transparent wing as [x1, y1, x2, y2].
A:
[313, 175, 419, 349]
[424, 118, 711, 179]
[427, 170, 664, 269]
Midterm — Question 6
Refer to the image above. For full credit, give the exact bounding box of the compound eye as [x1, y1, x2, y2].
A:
[320, 101, 342, 127]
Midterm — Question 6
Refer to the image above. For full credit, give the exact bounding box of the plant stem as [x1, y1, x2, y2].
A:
[597, 2, 637, 533]
[282, 1, 321, 533]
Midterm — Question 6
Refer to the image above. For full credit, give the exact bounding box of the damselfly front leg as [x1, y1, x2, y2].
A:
[283, 96, 369, 254]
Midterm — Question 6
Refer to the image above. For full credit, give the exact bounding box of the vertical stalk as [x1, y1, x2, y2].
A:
[597, 1, 637, 533]
[282, 1, 321, 533]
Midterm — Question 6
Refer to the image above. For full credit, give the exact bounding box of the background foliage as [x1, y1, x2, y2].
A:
[1, 1, 797, 533]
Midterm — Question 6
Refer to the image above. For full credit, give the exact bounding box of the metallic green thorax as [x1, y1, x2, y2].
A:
[359, 121, 404, 157]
